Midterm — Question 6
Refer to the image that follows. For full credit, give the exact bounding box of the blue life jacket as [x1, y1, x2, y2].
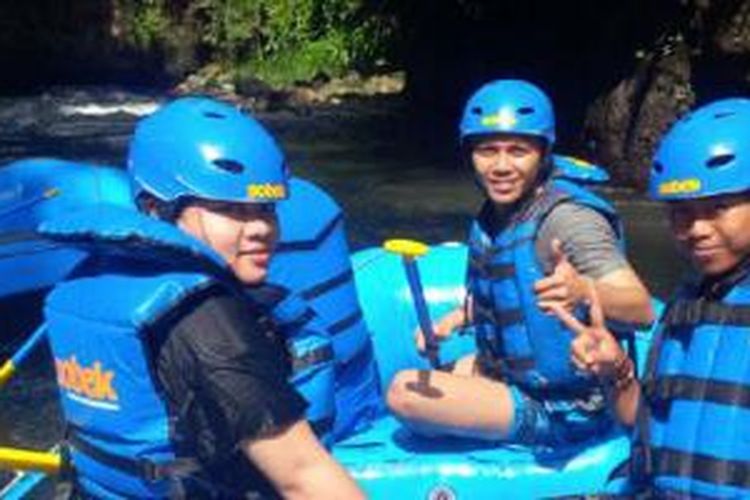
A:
[41, 205, 245, 498]
[248, 283, 336, 446]
[269, 177, 381, 440]
[634, 270, 750, 498]
[467, 179, 623, 394]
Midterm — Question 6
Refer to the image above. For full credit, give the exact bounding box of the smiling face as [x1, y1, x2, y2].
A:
[470, 133, 546, 207]
[177, 199, 278, 285]
[667, 193, 750, 276]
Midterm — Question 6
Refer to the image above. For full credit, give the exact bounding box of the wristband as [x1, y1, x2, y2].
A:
[611, 351, 636, 391]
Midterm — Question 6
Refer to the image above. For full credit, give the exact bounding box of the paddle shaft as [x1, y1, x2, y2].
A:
[0, 324, 47, 388]
[401, 257, 441, 369]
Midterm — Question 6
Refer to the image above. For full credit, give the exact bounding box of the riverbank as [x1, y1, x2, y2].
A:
[0, 71, 419, 165]
[0, 79, 663, 260]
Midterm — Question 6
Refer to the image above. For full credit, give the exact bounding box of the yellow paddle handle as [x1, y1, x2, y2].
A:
[0, 447, 62, 474]
[0, 361, 15, 388]
[383, 239, 429, 259]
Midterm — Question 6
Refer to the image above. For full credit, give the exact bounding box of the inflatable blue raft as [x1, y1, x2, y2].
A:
[0, 158, 132, 298]
[333, 242, 652, 499]
[0, 157, 650, 499]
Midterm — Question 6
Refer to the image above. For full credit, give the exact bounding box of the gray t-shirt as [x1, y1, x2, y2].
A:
[535, 201, 627, 279]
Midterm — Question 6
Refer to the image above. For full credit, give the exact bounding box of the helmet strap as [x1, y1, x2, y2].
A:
[536, 153, 554, 185]
[136, 193, 182, 221]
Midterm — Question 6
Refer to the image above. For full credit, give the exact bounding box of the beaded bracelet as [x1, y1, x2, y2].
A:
[611, 351, 636, 391]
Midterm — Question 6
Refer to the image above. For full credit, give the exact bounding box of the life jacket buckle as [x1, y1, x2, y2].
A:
[139, 458, 166, 482]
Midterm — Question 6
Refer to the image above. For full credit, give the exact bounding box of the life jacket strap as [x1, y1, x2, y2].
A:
[66, 431, 201, 482]
[292, 344, 334, 372]
[329, 309, 363, 336]
[630, 442, 653, 484]
[664, 300, 750, 327]
[522, 383, 605, 405]
[473, 302, 523, 328]
[301, 269, 354, 301]
[283, 307, 316, 332]
[477, 352, 535, 379]
[651, 447, 750, 490]
[644, 374, 750, 409]
[469, 258, 516, 280]
[276, 213, 343, 252]
[246, 283, 289, 307]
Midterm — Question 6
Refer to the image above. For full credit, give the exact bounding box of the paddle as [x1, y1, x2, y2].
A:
[0, 324, 47, 389]
[0, 188, 60, 221]
[0, 186, 61, 386]
[0, 446, 62, 474]
[383, 239, 441, 369]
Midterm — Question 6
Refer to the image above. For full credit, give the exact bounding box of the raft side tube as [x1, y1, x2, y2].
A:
[0, 159, 133, 298]
[339, 241, 657, 498]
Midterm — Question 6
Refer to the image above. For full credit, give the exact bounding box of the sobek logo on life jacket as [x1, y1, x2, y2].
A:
[55, 355, 120, 411]
[247, 183, 286, 200]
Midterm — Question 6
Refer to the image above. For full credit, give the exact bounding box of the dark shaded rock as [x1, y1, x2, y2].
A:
[583, 38, 694, 189]
[234, 74, 289, 111]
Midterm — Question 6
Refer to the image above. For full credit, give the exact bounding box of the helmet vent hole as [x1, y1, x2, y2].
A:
[706, 154, 735, 169]
[471, 106, 483, 115]
[713, 111, 735, 120]
[213, 159, 245, 174]
[517, 106, 535, 115]
[203, 111, 226, 119]
[652, 161, 664, 174]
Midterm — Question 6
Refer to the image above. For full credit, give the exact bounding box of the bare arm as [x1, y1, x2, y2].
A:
[535, 203, 655, 327]
[535, 243, 655, 328]
[591, 265, 655, 327]
[242, 419, 365, 500]
[552, 284, 642, 426]
[609, 369, 640, 427]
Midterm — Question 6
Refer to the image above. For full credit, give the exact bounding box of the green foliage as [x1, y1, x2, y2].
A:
[238, 30, 350, 87]
[116, 0, 394, 86]
[117, 0, 171, 51]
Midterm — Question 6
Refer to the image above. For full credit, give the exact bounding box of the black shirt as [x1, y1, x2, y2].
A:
[150, 285, 308, 497]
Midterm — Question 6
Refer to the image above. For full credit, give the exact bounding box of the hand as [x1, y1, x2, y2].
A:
[414, 307, 465, 354]
[534, 239, 591, 314]
[550, 282, 624, 379]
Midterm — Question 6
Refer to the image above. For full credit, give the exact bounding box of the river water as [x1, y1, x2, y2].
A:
[0, 87, 688, 491]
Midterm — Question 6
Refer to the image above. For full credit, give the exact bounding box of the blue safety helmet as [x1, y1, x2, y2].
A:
[459, 79, 555, 147]
[128, 97, 288, 206]
[650, 98, 750, 201]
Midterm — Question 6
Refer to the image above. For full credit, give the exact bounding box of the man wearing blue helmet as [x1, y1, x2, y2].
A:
[387, 80, 653, 445]
[555, 98, 750, 498]
[41, 97, 364, 498]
